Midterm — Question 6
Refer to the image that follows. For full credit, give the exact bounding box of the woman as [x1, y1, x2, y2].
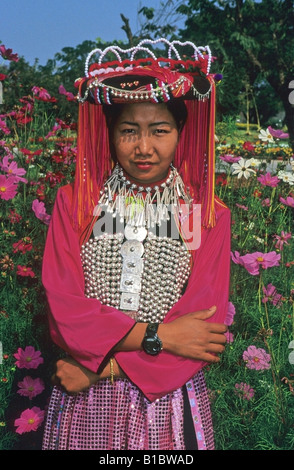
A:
[42, 39, 231, 450]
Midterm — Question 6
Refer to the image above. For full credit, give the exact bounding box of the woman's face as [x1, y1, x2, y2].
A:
[112, 102, 179, 184]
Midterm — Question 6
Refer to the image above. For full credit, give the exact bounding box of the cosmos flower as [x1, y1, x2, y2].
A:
[0, 175, 18, 200]
[258, 128, 274, 142]
[14, 346, 44, 369]
[242, 345, 271, 370]
[231, 158, 256, 179]
[277, 171, 294, 185]
[224, 301, 236, 326]
[262, 283, 282, 307]
[219, 154, 241, 163]
[257, 172, 280, 187]
[0, 155, 27, 183]
[235, 382, 255, 400]
[0, 118, 10, 135]
[279, 196, 294, 207]
[32, 86, 57, 103]
[273, 231, 291, 251]
[268, 126, 289, 139]
[17, 376, 45, 399]
[231, 250, 280, 275]
[0, 45, 19, 62]
[14, 407, 45, 434]
[59, 84, 76, 101]
[32, 199, 51, 225]
[13, 237, 33, 254]
[16, 265, 35, 277]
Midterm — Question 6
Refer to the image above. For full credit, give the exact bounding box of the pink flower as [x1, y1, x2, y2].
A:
[273, 231, 291, 251]
[225, 330, 234, 343]
[32, 86, 57, 103]
[235, 203, 248, 211]
[219, 154, 241, 163]
[16, 265, 35, 277]
[32, 86, 51, 100]
[224, 301, 236, 326]
[14, 346, 43, 369]
[0, 45, 19, 62]
[14, 407, 45, 434]
[59, 84, 76, 101]
[261, 198, 271, 207]
[0, 118, 11, 135]
[0, 155, 27, 183]
[262, 283, 282, 307]
[243, 141, 255, 153]
[231, 251, 280, 275]
[32, 199, 51, 225]
[235, 382, 255, 400]
[0, 174, 18, 200]
[268, 126, 289, 139]
[13, 237, 33, 254]
[242, 345, 271, 370]
[17, 376, 45, 399]
[45, 123, 61, 138]
[231, 251, 281, 276]
[280, 196, 294, 208]
[257, 172, 280, 187]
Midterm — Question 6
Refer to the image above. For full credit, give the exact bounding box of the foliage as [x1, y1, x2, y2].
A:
[206, 134, 294, 450]
[173, 0, 294, 147]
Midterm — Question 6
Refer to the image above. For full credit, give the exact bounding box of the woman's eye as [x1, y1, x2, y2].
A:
[155, 128, 169, 134]
[121, 128, 136, 134]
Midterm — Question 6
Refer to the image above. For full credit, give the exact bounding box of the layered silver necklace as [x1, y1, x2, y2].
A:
[97, 163, 192, 238]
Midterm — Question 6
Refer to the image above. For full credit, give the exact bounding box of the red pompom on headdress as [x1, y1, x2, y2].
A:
[73, 38, 217, 236]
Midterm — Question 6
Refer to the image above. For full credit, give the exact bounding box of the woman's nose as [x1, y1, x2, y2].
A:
[135, 133, 153, 156]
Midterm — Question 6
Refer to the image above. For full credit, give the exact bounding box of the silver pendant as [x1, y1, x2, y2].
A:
[122, 258, 144, 275]
[120, 292, 140, 311]
[124, 224, 147, 242]
[120, 273, 142, 293]
[120, 240, 144, 258]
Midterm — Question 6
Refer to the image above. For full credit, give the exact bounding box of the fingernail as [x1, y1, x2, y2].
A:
[209, 305, 216, 311]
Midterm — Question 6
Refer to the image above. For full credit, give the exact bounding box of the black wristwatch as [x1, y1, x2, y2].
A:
[142, 323, 163, 356]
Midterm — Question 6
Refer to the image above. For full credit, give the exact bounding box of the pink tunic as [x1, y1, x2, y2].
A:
[41, 184, 231, 450]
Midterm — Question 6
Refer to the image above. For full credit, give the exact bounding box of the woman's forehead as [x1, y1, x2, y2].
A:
[115, 102, 175, 124]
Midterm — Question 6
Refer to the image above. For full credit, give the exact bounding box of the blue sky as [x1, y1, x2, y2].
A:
[1, 0, 179, 65]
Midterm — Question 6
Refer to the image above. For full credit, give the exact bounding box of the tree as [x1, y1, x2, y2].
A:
[175, 0, 294, 148]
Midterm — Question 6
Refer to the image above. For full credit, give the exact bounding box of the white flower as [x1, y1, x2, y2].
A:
[277, 170, 294, 185]
[258, 128, 274, 142]
[231, 157, 256, 179]
[248, 158, 261, 168]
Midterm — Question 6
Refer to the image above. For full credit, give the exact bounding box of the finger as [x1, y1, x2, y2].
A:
[206, 323, 228, 334]
[192, 306, 217, 320]
[205, 342, 226, 355]
[208, 332, 227, 344]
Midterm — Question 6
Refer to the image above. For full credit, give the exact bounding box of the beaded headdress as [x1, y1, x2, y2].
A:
[73, 38, 217, 234]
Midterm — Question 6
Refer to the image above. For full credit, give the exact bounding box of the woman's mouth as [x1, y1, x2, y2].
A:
[134, 161, 154, 170]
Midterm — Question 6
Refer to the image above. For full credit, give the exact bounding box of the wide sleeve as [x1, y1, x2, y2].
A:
[42, 185, 136, 373]
[115, 200, 231, 402]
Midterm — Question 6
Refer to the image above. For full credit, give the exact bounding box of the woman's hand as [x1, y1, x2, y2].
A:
[51, 356, 125, 394]
[158, 306, 227, 363]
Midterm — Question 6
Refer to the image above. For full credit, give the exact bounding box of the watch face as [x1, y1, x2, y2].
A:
[143, 336, 162, 356]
